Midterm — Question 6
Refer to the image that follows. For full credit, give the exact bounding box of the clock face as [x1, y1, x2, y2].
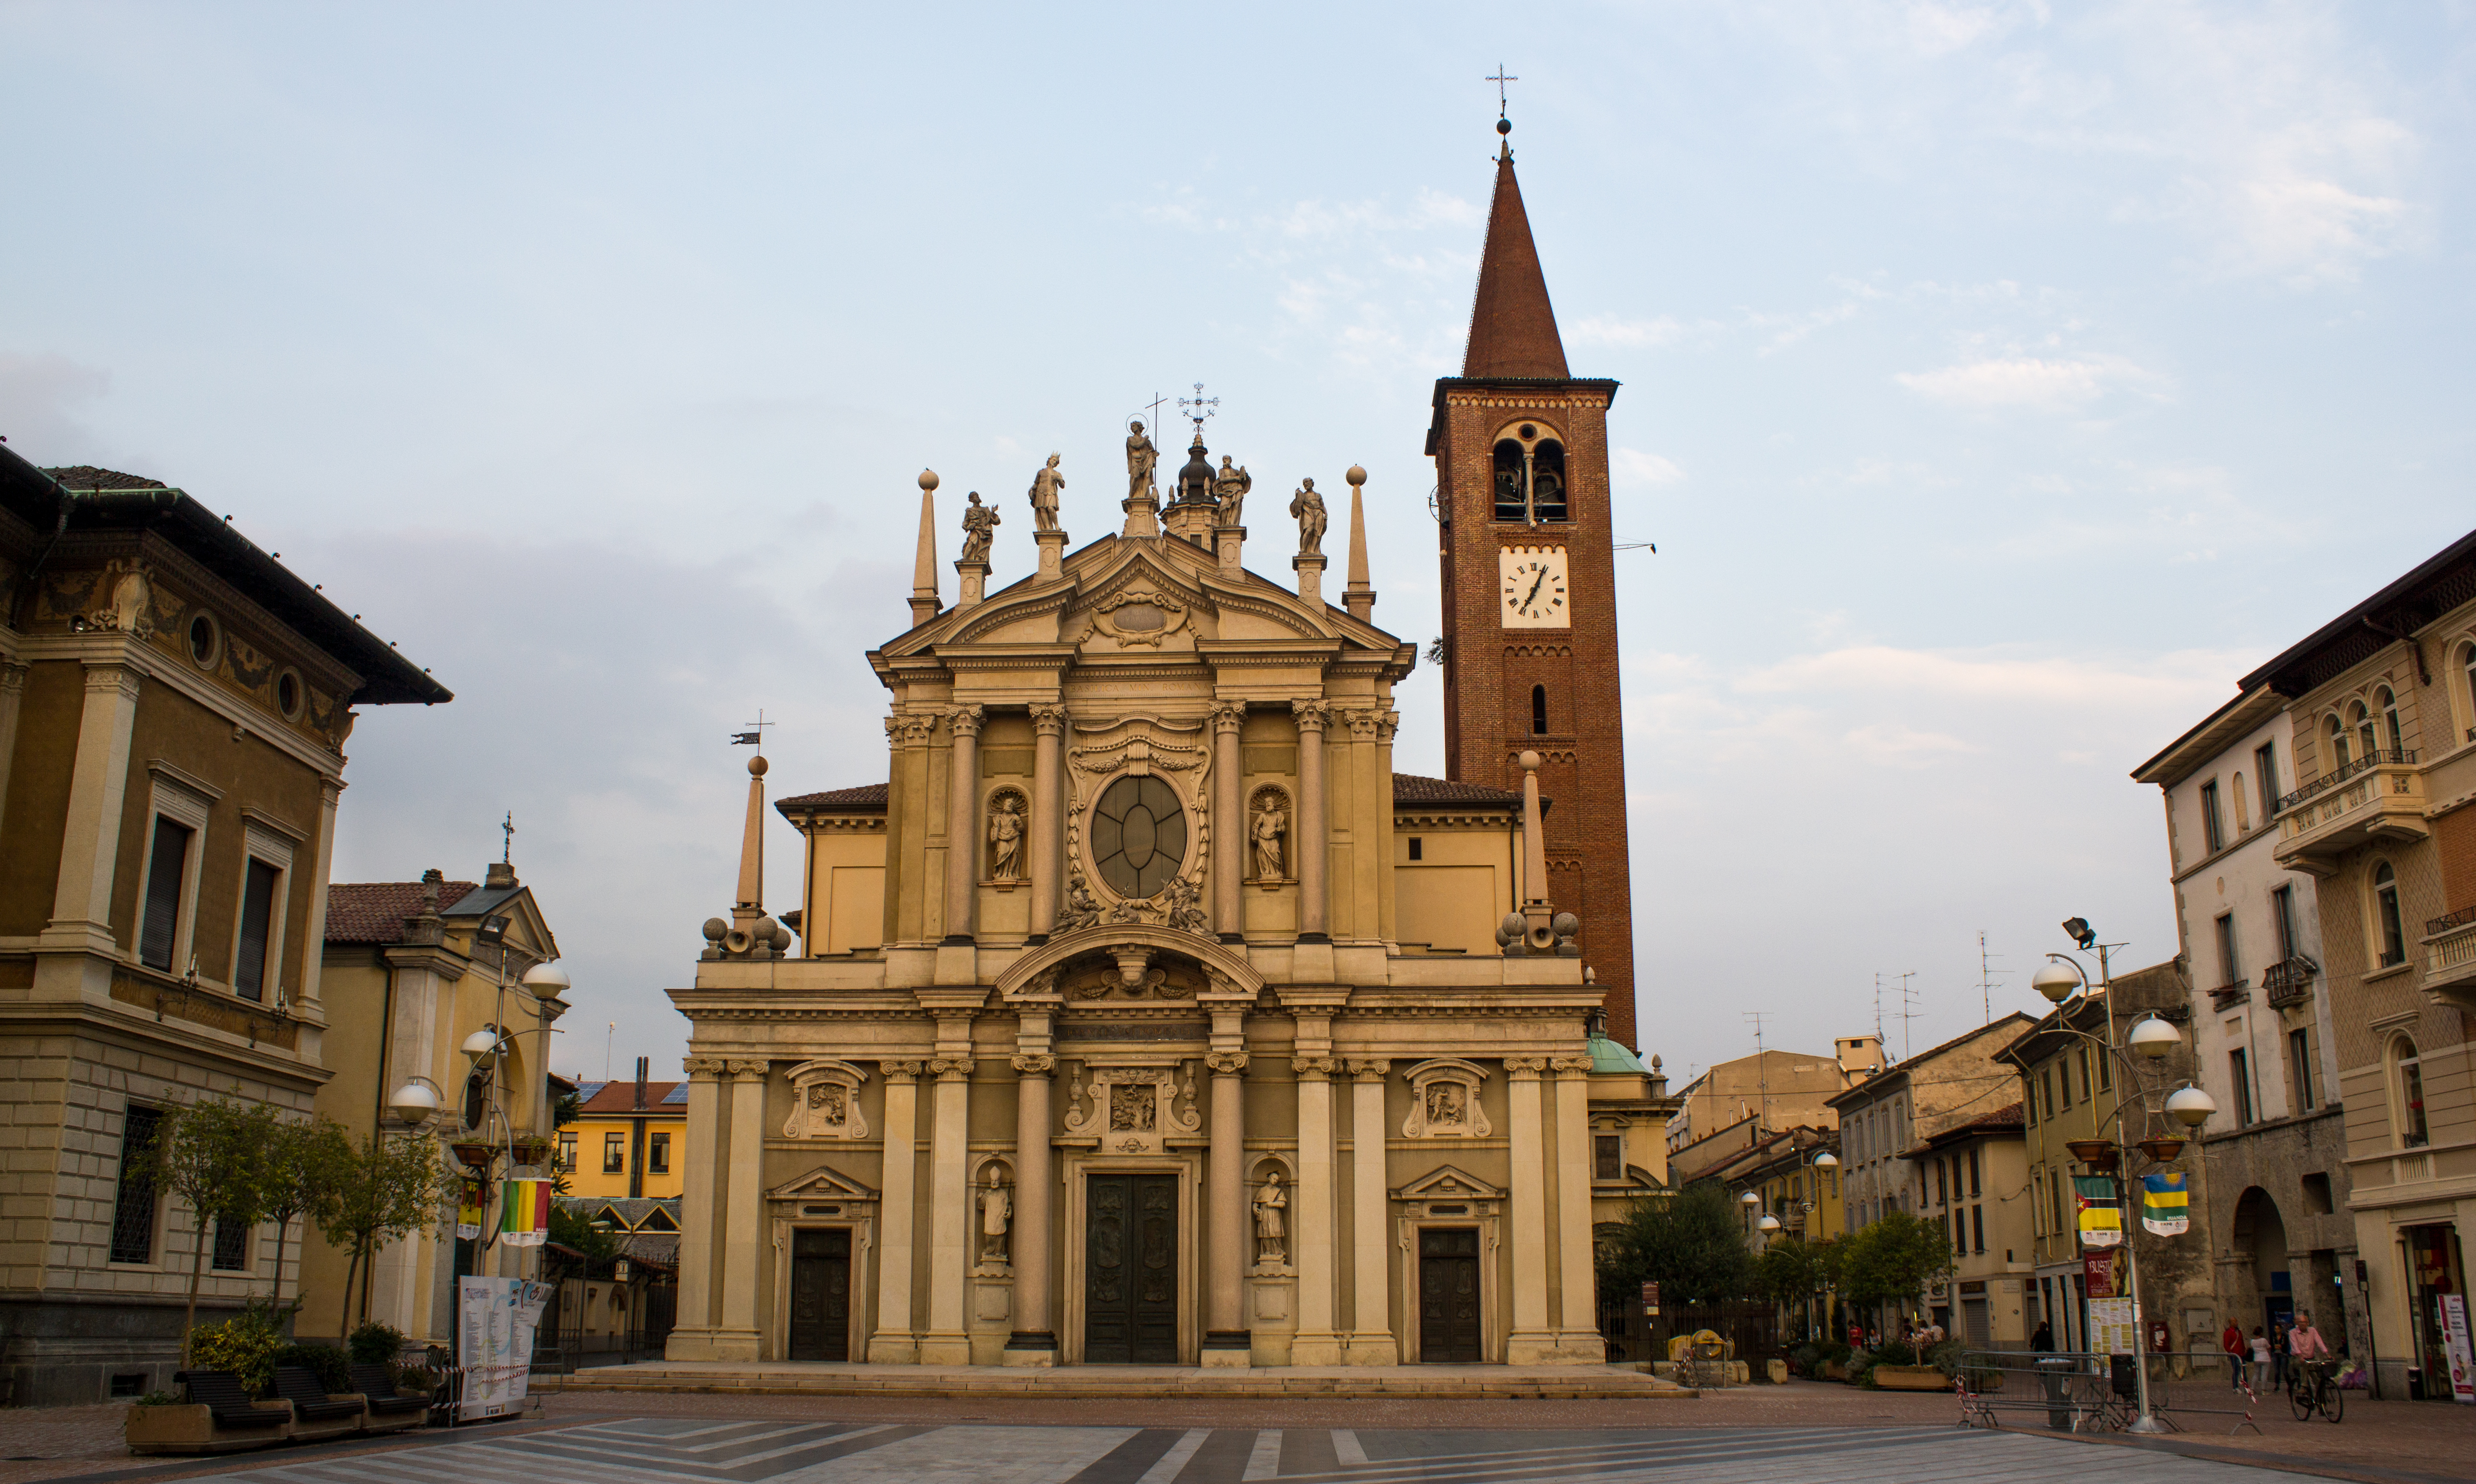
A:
[1499, 547, 1570, 629]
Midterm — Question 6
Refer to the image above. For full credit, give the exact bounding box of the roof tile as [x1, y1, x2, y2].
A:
[324, 881, 478, 943]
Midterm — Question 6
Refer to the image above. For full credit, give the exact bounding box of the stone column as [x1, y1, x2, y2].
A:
[296, 779, 342, 1012]
[1504, 1056, 1554, 1362]
[1004, 1050, 1056, 1364]
[918, 1048, 976, 1364]
[664, 1056, 730, 1358]
[0, 662, 30, 846]
[1348, 1059, 1395, 1364]
[942, 706, 985, 945]
[1551, 1056, 1598, 1359]
[41, 661, 142, 955]
[869, 1060, 923, 1363]
[1292, 700, 1330, 943]
[1027, 704, 1067, 943]
[1212, 702, 1246, 943]
[717, 1058, 770, 1358]
[1203, 1048, 1251, 1364]
[1290, 1054, 1344, 1364]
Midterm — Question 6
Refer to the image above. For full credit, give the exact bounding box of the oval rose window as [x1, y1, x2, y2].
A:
[1090, 775, 1187, 899]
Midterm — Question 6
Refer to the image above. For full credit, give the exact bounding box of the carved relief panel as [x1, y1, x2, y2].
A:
[1401, 1058, 1492, 1138]
[1062, 1059, 1202, 1154]
[782, 1059, 870, 1140]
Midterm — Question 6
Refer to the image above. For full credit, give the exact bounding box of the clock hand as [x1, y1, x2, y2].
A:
[1523, 570, 1547, 609]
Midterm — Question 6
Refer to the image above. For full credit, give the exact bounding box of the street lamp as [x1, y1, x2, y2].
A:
[2030, 923, 2217, 1434]
[388, 1077, 443, 1127]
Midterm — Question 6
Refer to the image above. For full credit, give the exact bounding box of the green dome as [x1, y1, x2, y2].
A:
[1587, 1031, 1647, 1075]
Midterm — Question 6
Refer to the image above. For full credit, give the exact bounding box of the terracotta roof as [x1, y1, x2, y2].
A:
[577, 1080, 684, 1116]
[1462, 151, 1570, 379]
[324, 881, 478, 943]
[777, 782, 888, 816]
[41, 465, 167, 490]
[1905, 1102, 2026, 1156]
[1391, 773, 1522, 806]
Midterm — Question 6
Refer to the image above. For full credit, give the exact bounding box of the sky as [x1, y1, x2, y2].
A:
[4, 2, 2471, 1088]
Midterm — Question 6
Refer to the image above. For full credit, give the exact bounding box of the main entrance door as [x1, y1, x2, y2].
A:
[786, 1227, 851, 1361]
[1419, 1227, 1483, 1362]
[1085, 1174, 1178, 1363]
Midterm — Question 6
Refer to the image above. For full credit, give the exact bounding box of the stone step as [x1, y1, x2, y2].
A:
[533, 1362, 1698, 1400]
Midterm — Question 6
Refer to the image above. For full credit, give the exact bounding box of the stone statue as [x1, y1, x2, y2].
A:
[1164, 874, 1208, 935]
[1212, 456, 1250, 527]
[959, 491, 999, 564]
[978, 1166, 1011, 1262]
[1110, 1083, 1157, 1131]
[1425, 1081, 1468, 1128]
[1289, 478, 1326, 555]
[1057, 876, 1102, 932]
[987, 796, 1024, 881]
[1250, 795, 1288, 881]
[1125, 420, 1158, 503]
[1027, 454, 1064, 533]
[1253, 1171, 1288, 1263]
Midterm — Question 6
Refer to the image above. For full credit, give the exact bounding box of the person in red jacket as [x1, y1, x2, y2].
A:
[2221, 1319, 2246, 1389]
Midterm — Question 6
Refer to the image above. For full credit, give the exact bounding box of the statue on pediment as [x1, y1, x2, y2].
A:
[959, 491, 999, 564]
[1028, 454, 1065, 533]
[1289, 478, 1326, 555]
[1126, 421, 1158, 502]
[1213, 457, 1250, 526]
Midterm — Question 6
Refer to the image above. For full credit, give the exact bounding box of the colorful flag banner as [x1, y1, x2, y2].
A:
[456, 1180, 483, 1241]
[2075, 1175, 2122, 1247]
[2141, 1169, 2191, 1236]
[499, 1178, 550, 1246]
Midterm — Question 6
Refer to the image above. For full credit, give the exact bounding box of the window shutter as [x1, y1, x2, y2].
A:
[233, 859, 280, 1001]
[138, 818, 191, 972]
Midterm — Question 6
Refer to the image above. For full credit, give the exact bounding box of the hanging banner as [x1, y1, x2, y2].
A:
[2074, 1176, 2123, 1248]
[499, 1179, 550, 1247]
[2084, 1247, 2127, 1300]
[2089, 1296, 2136, 1356]
[457, 1276, 553, 1419]
[456, 1181, 483, 1242]
[2140, 1169, 2191, 1236]
[2442, 1294, 2475, 1405]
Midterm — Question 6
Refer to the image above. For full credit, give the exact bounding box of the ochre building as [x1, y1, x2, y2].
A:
[663, 133, 1677, 1369]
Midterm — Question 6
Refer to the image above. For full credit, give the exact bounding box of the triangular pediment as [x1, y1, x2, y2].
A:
[1394, 1164, 1506, 1202]
[766, 1165, 879, 1203]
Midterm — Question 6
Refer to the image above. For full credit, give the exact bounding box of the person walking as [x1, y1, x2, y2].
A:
[2248, 1326, 2271, 1394]
[2031, 1319, 2053, 1353]
[2222, 1319, 2246, 1389]
[2270, 1319, 2291, 1391]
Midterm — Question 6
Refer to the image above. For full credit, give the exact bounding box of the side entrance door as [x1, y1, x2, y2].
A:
[1419, 1227, 1483, 1362]
[1085, 1174, 1178, 1363]
[787, 1227, 852, 1361]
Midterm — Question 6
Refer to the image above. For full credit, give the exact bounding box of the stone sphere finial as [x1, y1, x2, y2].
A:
[1497, 117, 1512, 138]
[748, 754, 769, 778]
[702, 918, 728, 943]
[1346, 464, 1366, 487]
[1518, 749, 1542, 772]
[919, 469, 939, 492]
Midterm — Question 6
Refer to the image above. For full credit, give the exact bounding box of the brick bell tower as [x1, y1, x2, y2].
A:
[1429, 115, 1639, 1048]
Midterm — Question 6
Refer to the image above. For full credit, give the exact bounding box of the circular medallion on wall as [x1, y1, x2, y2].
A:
[1090, 775, 1186, 899]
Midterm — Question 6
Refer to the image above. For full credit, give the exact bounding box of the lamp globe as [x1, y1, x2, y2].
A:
[2031, 961, 2081, 1004]
[2127, 1015, 2182, 1060]
[2166, 1085, 2217, 1128]
[1813, 1150, 1840, 1168]
[1758, 1214, 1782, 1233]
[388, 1080, 440, 1123]
[1740, 1190, 1761, 1207]
[521, 961, 571, 1001]
[461, 1027, 503, 1065]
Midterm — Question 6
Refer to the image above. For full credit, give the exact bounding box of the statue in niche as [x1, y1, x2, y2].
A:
[987, 795, 1024, 881]
[1109, 1083, 1157, 1131]
[1027, 453, 1065, 533]
[809, 1083, 847, 1127]
[1058, 876, 1102, 932]
[978, 1167, 1011, 1263]
[959, 491, 999, 564]
[1425, 1080, 1469, 1129]
[1253, 1172, 1288, 1263]
[1163, 875, 1208, 935]
[1250, 795, 1288, 881]
[1125, 420, 1159, 502]
[1212, 456, 1251, 526]
[1289, 478, 1327, 555]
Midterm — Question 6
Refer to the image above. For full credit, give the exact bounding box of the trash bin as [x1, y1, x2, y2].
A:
[2038, 1357, 2074, 1430]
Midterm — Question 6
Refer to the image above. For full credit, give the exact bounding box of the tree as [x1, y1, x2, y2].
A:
[1753, 1234, 1839, 1305]
[1597, 1180, 1755, 1305]
[1838, 1209, 1955, 1312]
[318, 1131, 450, 1330]
[144, 1097, 283, 1363]
[259, 1119, 353, 1311]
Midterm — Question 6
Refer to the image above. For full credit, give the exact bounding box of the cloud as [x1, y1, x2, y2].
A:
[1738, 642, 2243, 709]
[1613, 449, 1686, 486]
[1843, 721, 1979, 764]
[1894, 353, 2165, 411]
[1569, 314, 1689, 348]
[0, 352, 114, 455]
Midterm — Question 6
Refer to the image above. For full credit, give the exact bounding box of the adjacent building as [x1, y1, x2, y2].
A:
[1904, 1102, 2028, 1347]
[1663, 1037, 1880, 1155]
[1828, 1015, 2035, 1236]
[561, 1067, 687, 1202]
[0, 452, 447, 1405]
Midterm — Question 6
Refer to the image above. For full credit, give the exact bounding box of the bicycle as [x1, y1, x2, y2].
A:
[2288, 1358, 2343, 1424]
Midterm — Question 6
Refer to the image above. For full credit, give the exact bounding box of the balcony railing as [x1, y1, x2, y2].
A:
[2261, 956, 2319, 1008]
[2208, 981, 2249, 1010]
[2430, 905, 2476, 937]
[2278, 749, 2416, 812]
[2428, 910, 2476, 993]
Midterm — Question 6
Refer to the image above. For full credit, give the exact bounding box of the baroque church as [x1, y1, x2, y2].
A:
[663, 124, 1678, 1369]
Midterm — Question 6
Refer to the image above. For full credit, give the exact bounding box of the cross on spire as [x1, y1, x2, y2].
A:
[501, 811, 515, 864]
[1178, 381, 1218, 440]
[1135, 390, 1171, 435]
[1488, 64, 1518, 117]
[732, 708, 774, 755]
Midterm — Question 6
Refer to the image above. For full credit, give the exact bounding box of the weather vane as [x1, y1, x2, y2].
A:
[1178, 381, 1218, 440]
[731, 708, 774, 755]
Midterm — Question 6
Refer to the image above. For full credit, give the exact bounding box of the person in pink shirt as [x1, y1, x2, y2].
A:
[2289, 1314, 2331, 1360]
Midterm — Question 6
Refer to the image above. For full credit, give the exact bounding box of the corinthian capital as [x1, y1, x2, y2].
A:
[1031, 703, 1068, 736]
[683, 1056, 730, 1079]
[949, 704, 986, 740]
[1341, 707, 1382, 740]
[1377, 710, 1400, 743]
[725, 1058, 770, 1081]
[928, 1056, 975, 1081]
[1502, 1056, 1549, 1078]
[1011, 1053, 1056, 1076]
[1204, 1050, 1251, 1076]
[880, 1058, 926, 1083]
[1290, 699, 1330, 733]
[1291, 1055, 1339, 1081]
[1212, 701, 1247, 734]
[1550, 1056, 1596, 1077]
[1348, 1058, 1392, 1082]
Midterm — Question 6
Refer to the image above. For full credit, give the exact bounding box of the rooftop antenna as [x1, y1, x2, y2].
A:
[1873, 973, 1886, 1054]
[731, 709, 774, 757]
[1896, 971, 1921, 1062]
[1744, 1010, 1772, 1134]
[1178, 382, 1218, 441]
[604, 1022, 614, 1082]
[1975, 931, 2009, 1025]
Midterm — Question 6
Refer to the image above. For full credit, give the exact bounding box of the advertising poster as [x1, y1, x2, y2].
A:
[457, 1275, 553, 1419]
[2083, 1248, 2126, 1300]
[2442, 1294, 2475, 1405]
[456, 1182, 483, 1242]
[2089, 1297, 2136, 1356]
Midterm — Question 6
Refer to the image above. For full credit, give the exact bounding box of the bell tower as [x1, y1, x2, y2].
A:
[1429, 117, 1639, 1048]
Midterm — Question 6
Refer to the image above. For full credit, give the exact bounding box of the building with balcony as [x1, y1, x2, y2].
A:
[2134, 682, 2357, 1362]
[2238, 526, 2476, 1399]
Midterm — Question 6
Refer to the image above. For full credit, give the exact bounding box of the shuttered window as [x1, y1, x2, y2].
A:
[232, 859, 281, 1002]
[110, 1106, 164, 1265]
[138, 818, 192, 972]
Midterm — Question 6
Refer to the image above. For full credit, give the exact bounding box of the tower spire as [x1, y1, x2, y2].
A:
[1461, 120, 1569, 380]
[1342, 464, 1374, 622]
[909, 470, 941, 626]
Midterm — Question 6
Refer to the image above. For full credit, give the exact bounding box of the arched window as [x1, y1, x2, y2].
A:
[2461, 641, 2476, 745]
[463, 1068, 490, 1131]
[2350, 701, 2375, 765]
[2326, 713, 2350, 771]
[2392, 1036, 2429, 1148]
[1531, 441, 1568, 522]
[2372, 862, 2406, 968]
[1531, 685, 1548, 735]
[2375, 686, 2402, 755]
[1492, 441, 1526, 521]
[2232, 771, 2249, 832]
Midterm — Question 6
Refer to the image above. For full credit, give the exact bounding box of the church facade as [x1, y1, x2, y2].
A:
[663, 134, 1673, 1369]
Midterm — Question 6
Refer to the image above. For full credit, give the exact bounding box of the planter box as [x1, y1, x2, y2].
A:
[1871, 1365, 1952, 1392]
[125, 1402, 292, 1455]
[287, 1398, 367, 1442]
[1822, 1362, 1848, 1381]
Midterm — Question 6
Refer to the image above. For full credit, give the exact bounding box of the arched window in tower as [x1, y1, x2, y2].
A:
[1492, 441, 1526, 521]
[2375, 685, 2401, 754]
[1531, 441, 1568, 522]
[1531, 684, 1548, 735]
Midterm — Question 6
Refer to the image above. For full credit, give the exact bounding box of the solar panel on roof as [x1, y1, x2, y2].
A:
[661, 1083, 688, 1105]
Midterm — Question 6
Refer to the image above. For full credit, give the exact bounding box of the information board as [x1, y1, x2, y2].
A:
[457, 1275, 552, 1420]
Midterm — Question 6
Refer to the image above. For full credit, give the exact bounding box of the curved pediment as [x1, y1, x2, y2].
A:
[993, 922, 1264, 1001]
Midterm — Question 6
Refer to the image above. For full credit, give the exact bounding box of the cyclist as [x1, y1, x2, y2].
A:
[2289, 1313, 2331, 1369]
